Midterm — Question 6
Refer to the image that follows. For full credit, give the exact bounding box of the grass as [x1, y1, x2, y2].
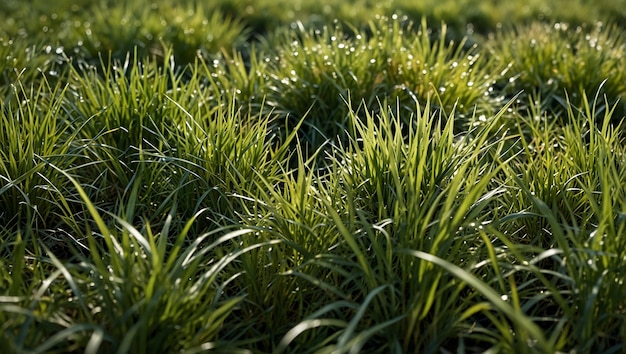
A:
[2, 0, 626, 353]
[488, 21, 626, 119]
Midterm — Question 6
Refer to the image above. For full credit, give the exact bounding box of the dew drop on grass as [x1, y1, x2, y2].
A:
[501, 294, 509, 301]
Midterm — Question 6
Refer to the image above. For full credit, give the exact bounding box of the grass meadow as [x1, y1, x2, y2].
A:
[1, 0, 626, 352]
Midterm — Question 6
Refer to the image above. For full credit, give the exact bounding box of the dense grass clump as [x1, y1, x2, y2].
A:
[263, 16, 497, 153]
[489, 21, 626, 119]
[2, 0, 626, 353]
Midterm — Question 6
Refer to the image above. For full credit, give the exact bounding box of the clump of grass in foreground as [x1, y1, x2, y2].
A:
[220, 99, 552, 352]
[2, 95, 625, 352]
[486, 93, 626, 352]
[222, 97, 625, 352]
[3, 171, 269, 353]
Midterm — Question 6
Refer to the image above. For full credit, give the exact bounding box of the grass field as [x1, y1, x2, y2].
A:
[1, 0, 626, 353]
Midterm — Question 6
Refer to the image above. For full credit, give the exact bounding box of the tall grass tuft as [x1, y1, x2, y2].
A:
[0, 76, 78, 235]
[489, 92, 626, 352]
[6, 172, 264, 353]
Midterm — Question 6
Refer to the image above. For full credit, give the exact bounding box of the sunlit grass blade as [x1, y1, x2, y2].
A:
[398, 249, 553, 352]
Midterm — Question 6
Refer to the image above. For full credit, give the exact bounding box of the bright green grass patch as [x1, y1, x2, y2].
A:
[2, 1, 626, 353]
